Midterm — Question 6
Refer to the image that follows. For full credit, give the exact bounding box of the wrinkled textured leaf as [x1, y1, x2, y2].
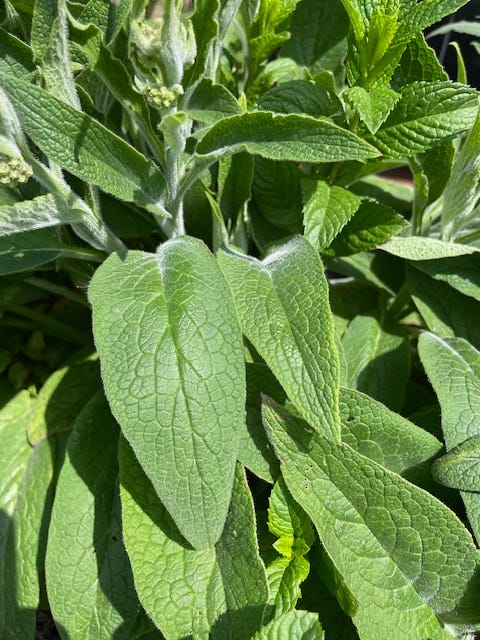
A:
[432, 435, 480, 492]
[303, 180, 360, 251]
[373, 81, 478, 156]
[419, 333, 480, 543]
[252, 610, 324, 639]
[259, 80, 341, 117]
[197, 112, 380, 162]
[0, 194, 83, 236]
[340, 387, 443, 488]
[218, 236, 340, 442]
[0, 75, 168, 217]
[381, 236, 478, 260]
[120, 442, 268, 640]
[263, 401, 480, 639]
[185, 78, 242, 123]
[89, 238, 245, 549]
[46, 393, 149, 640]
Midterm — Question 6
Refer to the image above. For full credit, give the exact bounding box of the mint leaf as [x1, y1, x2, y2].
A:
[303, 181, 360, 251]
[120, 441, 268, 640]
[344, 86, 400, 134]
[218, 236, 340, 442]
[327, 199, 408, 257]
[373, 81, 478, 156]
[0, 74, 168, 218]
[263, 401, 480, 639]
[196, 112, 380, 162]
[46, 393, 148, 640]
[89, 238, 246, 549]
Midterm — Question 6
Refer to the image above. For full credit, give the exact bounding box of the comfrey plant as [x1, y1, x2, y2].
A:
[2, 0, 480, 639]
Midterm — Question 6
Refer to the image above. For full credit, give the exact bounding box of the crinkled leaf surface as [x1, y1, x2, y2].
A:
[412, 253, 480, 302]
[373, 81, 478, 156]
[196, 112, 380, 162]
[120, 441, 268, 640]
[419, 333, 480, 543]
[339, 387, 443, 488]
[89, 238, 245, 549]
[251, 610, 324, 640]
[185, 78, 242, 123]
[218, 236, 340, 442]
[263, 401, 480, 639]
[381, 236, 478, 260]
[432, 435, 480, 492]
[0, 74, 167, 217]
[0, 194, 83, 236]
[303, 181, 360, 251]
[259, 80, 341, 118]
[46, 393, 149, 640]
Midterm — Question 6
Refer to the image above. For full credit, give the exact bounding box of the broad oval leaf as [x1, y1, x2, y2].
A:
[0, 74, 168, 218]
[196, 111, 380, 162]
[218, 236, 340, 442]
[89, 237, 246, 549]
[46, 393, 150, 640]
[419, 333, 480, 543]
[381, 236, 478, 260]
[120, 440, 268, 640]
[263, 401, 480, 639]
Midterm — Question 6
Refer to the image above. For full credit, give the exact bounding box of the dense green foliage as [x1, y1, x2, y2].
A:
[1, 0, 480, 638]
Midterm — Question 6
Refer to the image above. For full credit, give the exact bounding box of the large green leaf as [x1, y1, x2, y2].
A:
[281, 0, 348, 76]
[0, 229, 73, 275]
[418, 333, 480, 543]
[0, 390, 33, 640]
[120, 441, 268, 640]
[340, 388, 443, 487]
[1, 356, 101, 639]
[218, 236, 340, 442]
[341, 314, 410, 412]
[46, 393, 149, 640]
[263, 401, 480, 639]
[432, 435, 480, 492]
[89, 238, 246, 549]
[411, 253, 480, 302]
[373, 81, 478, 156]
[0, 74, 168, 218]
[381, 236, 478, 260]
[196, 112, 380, 162]
[259, 80, 341, 118]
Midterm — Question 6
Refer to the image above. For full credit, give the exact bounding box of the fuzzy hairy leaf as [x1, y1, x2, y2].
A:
[89, 238, 245, 549]
[197, 112, 380, 162]
[218, 236, 340, 442]
[263, 401, 480, 639]
[120, 443, 268, 640]
[0, 74, 168, 217]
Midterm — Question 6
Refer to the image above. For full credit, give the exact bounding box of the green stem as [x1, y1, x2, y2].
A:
[25, 277, 89, 307]
[8, 305, 89, 344]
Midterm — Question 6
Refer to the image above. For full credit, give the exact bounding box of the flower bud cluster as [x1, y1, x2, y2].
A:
[0, 157, 33, 187]
[144, 83, 183, 110]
